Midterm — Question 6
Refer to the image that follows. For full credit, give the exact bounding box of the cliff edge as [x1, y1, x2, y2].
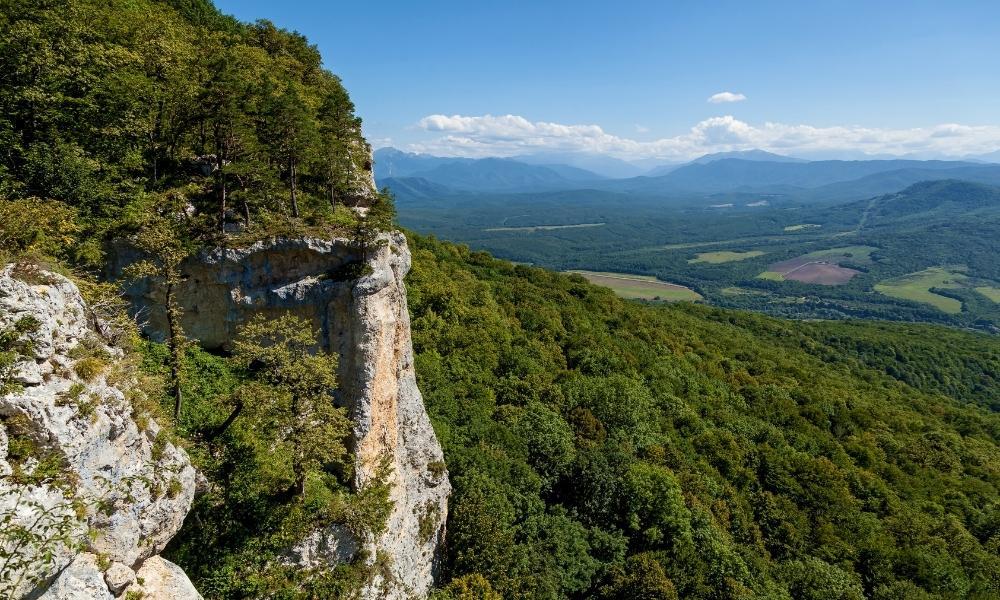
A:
[113, 231, 450, 598]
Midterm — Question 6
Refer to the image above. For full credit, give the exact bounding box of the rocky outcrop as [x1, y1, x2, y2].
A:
[0, 264, 199, 599]
[113, 232, 450, 598]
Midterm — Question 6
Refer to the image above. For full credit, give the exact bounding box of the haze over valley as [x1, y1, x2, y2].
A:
[380, 146, 1000, 331]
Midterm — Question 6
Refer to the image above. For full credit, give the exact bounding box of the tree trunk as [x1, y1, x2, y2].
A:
[219, 172, 227, 233]
[152, 99, 164, 184]
[165, 279, 184, 421]
[207, 400, 243, 441]
[217, 141, 227, 233]
[150, 131, 158, 184]
[241, 198, 251, 229]
[289, 158, 300, 218]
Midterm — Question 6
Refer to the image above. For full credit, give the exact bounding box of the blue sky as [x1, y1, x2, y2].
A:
[215, 0, 1000, 161]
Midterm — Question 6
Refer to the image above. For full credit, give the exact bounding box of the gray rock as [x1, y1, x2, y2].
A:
[286, 524, 360, 568]
[123, 556, 203, 600]
[37, 554, 113, 600]
[0, 265, 199, 599]
[103, 562, 134, 595]
[335, 235, 450, 599]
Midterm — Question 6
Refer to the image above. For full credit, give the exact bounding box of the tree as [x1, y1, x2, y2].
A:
[198, 41, 270, 232]
[261, 82, 317, 218]
[315, 80, 362, 211]
[230, 314, 350, 495]
[354, 189, 396, 259]
[598, 553, 679, 600]
[123, 194, 193, 420]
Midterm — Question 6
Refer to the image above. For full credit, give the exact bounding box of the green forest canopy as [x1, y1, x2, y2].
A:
[1, 0, 381, 266]
[407, 235, 1000, 600]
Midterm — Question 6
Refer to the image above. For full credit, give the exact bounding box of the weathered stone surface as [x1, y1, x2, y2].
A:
[110, 236, 364, 351]
[37, 554, 113, 600]
[0, 264, 199, 599]
[285, 524, 360, 568]
[332, 234, 450, 599]
[114, 233, 450, 598]
[103, 562, 134, 595]
[124, 556, 203, 600]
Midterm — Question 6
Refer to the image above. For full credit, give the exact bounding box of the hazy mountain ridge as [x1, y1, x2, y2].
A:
[378, 147, 1000, 200]
[374, 148, 605, 192]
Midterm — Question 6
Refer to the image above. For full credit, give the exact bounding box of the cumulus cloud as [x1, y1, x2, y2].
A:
[409, 113, 1000, 161]
[707, 91, 747, 104]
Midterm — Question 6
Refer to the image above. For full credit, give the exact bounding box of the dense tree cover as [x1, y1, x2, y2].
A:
[0, 0, 383, 267]
[406, 234, 1000, 599]
[793, 321, 1000, 411]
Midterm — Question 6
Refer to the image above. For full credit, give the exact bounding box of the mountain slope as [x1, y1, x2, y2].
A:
[374, 148, 606, 192]
[689, 149, 806, 165]
[377, 176, 460, 201]
[643, 149, 804, 177]
[408, 233, 1000, 599]
[610, 158, 991, 195]
[864, 179, 1000, 224]
[666, 158, 984, 190]
[374, 147, 469, 178]
[801, 165, 1000, 202]
[513, 151, 644, 178]
[397, 158, 603, 192]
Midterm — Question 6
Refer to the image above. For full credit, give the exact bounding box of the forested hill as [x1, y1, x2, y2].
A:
[408, 234, 1000, 599]
[862, 180, 1000, 225]
[1, 0, 383, 266]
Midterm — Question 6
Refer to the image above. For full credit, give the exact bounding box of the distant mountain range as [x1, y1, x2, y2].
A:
[965, 149, 1000, 163]
[374, 148, 606, 192]
[375, 146, 1000, 201]
[613, 158, 999, 195]
[644, 149, 804, 177]
[511, 151, 646, 178]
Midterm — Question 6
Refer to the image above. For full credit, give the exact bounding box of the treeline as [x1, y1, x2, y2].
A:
[1, 0, 381, 261]
[406, 234, 1000, 600]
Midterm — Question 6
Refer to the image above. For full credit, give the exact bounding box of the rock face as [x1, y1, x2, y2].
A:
[0, 264, 199, 599]
[113, 232, 450, 599]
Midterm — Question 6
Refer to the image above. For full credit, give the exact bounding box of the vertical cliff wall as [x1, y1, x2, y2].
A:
[112, 232, 450, 598]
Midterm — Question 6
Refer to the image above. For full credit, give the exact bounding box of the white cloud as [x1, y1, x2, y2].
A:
[409, 113, 1000, 161]
[708, 91, 747, 104]
[634, 124, 650, 134]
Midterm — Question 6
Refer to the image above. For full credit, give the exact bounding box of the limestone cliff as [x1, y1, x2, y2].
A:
[0, 264, 200, 599]
[113, 232, 451, 598]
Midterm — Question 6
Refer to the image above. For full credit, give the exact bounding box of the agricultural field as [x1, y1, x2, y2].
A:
[395, 179, 1000, 331]
[566, 270, 702, 301]
[757, 246, 876, 285]
[484, 222, 606, 232]
[689, 250, 765, 264]
[874, 267, 967, 313]
[975, 286, 1000, 303]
